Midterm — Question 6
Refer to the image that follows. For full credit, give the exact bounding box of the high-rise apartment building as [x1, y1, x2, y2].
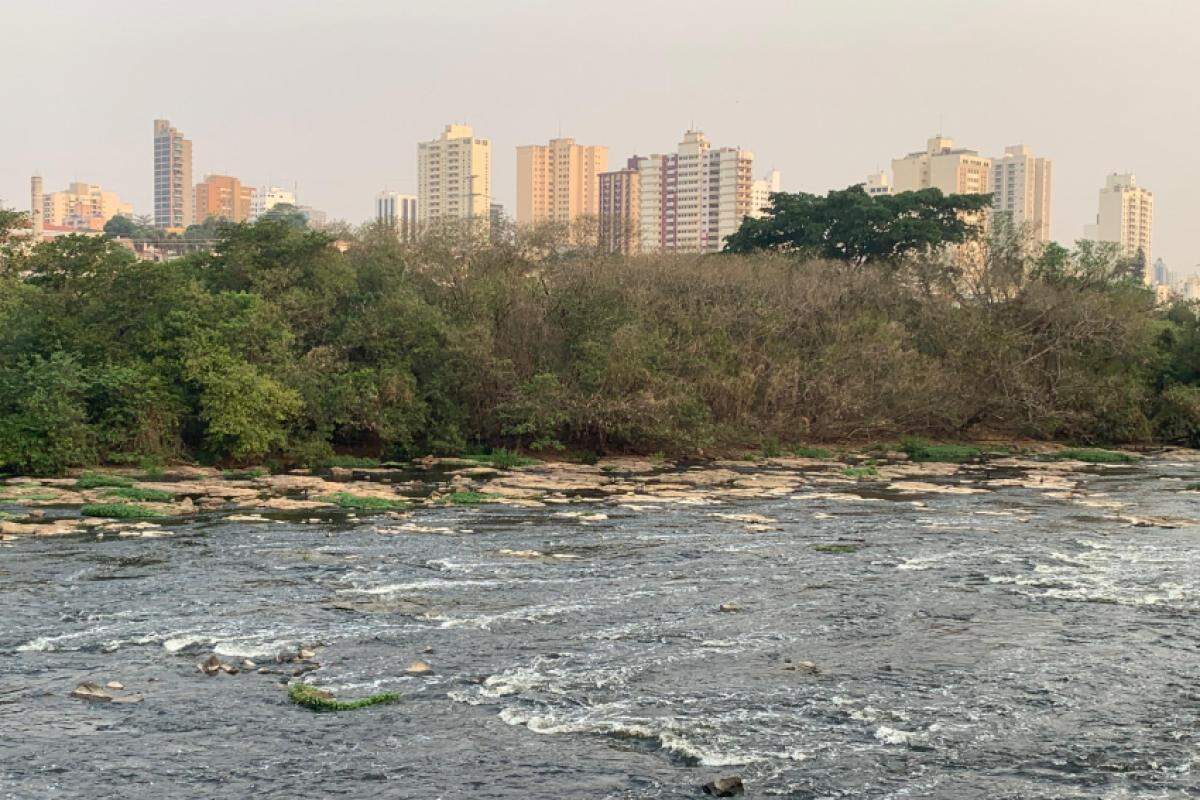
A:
[153, 119, 192, 230]
[376, 191, 418, 240]
[892, 135, 991, 195]
[990, 145, 1052, 243]
[635, 130, 755, 254]
[598, 159, 640, 255]
[515, 137, 607, 227]
[1152, 257, 1169, 286]
[750, 169, 782, 218]
[42, 181, 134, 230]
[864, 171, 894, 198]
[251, 186, 296, 220]
[417, 124, 491, 230]
[1083, 173, 1154, 275]
[194, 175, 255, 223]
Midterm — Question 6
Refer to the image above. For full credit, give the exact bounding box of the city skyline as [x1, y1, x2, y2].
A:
[2, 1, 1197, 271]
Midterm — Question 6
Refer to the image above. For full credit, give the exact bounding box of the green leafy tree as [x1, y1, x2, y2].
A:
[724, 185, 992, 263]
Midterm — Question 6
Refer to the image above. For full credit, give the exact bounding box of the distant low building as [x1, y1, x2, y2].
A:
[195, 174, 255, 223]
[250, 186, 297, 221]
[863, 171, 893, 198]
[40, 180, 133, 231]
[375, 191, 418, 241]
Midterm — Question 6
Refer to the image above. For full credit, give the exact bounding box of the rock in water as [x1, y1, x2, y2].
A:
[105, 681, 124, 690]
[718, 602, 742, 613]
[702, 776, 744, 796]
[70, 682, 113, 702]
[198, 655, 223, 676]
[405, 660, 432, 675]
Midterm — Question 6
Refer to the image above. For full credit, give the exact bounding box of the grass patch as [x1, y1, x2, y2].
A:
[814, 543, 859, 554]
[317, 492, 410, 511]
[792, 446, 832, 459]
[898, 437, 982, 463]
[842, 466, 878, 479]
[1185, 483, 1200, 491]
[0, 489, 61, 502]
[442, 491, 500, 506]
[223, 467, 268, 479]
[80, 503, 159, 519]
[75, 473, 134, 490]
[288, 683, 401, 712]
[1048, 448, 1137, 464]
[103, 486, 174, 502]
[320, 455, 382, 469]
[461, 449, 535, 469]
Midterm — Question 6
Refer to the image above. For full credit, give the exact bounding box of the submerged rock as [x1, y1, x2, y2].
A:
[702, 776, 744, 796]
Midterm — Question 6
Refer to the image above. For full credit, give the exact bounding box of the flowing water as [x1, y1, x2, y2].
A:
[2, 457, 1199, 798]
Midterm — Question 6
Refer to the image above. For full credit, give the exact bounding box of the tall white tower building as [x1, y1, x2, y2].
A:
[1084, 173, 1154, 277]
[417, 124, 492, 231]
[635, 130, 755, 254]
[990, 145, 1052, 243]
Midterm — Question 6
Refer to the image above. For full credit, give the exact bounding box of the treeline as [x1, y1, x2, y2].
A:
[0, 206, 1198, 475]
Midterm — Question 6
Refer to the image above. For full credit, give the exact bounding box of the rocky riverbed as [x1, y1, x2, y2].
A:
[1, 449, 1198, 797]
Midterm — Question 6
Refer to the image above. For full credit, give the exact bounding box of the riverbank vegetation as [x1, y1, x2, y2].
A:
[2, 203, 1199, 476]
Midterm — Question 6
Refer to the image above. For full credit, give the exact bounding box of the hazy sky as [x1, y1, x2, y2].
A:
[4, 0, 1198, 271]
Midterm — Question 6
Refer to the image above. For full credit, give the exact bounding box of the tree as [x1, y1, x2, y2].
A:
[103, 214, 138, 238]
[724, 185, 992, 264]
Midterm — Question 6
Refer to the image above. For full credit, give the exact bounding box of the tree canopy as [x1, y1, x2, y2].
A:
[724, 185, 993, 263]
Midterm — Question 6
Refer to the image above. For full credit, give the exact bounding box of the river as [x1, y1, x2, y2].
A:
[1, 454, 1198, 798]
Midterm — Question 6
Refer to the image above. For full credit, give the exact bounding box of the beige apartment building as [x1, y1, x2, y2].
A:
[154, 119, 192, 230]
[194, 175, 255, 223]
[750, 169, 782, 218]
[892, 135, 991, 195]
[635, 130, 755, 254]
[1084, 173, 1154, 275]
[417, 123, 491, 231]
[41, 181, 133, 230]
[598, 159, 640, 255]
[990, 145, 1052, 243]
[515, 137, 607, 227]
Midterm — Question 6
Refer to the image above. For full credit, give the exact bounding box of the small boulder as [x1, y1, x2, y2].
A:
[70, 682, 112, 702]
[718, 602, 742, 613]
[298, 648, 317, 660]
[105, 681, 124, 690]
[242, 659, 257, 670]
[702, 776, 744, 796]
[198, 655, 223, 676]
[405, 660, 432, 675]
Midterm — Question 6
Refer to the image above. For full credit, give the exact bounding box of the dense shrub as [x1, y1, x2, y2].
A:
[1, 214, 1198, 476]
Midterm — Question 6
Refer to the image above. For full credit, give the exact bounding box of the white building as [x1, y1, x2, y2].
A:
[636, 130, 755, 254]
[750, 169, 782, 218]
[375, 191, 418, 240]
[1083, 173, 1154, 277]
[417, 123, 492, 231]
[864, 171, 893, 198]
[251, 186, 297, 220]
[990, 145, 1052, 243]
